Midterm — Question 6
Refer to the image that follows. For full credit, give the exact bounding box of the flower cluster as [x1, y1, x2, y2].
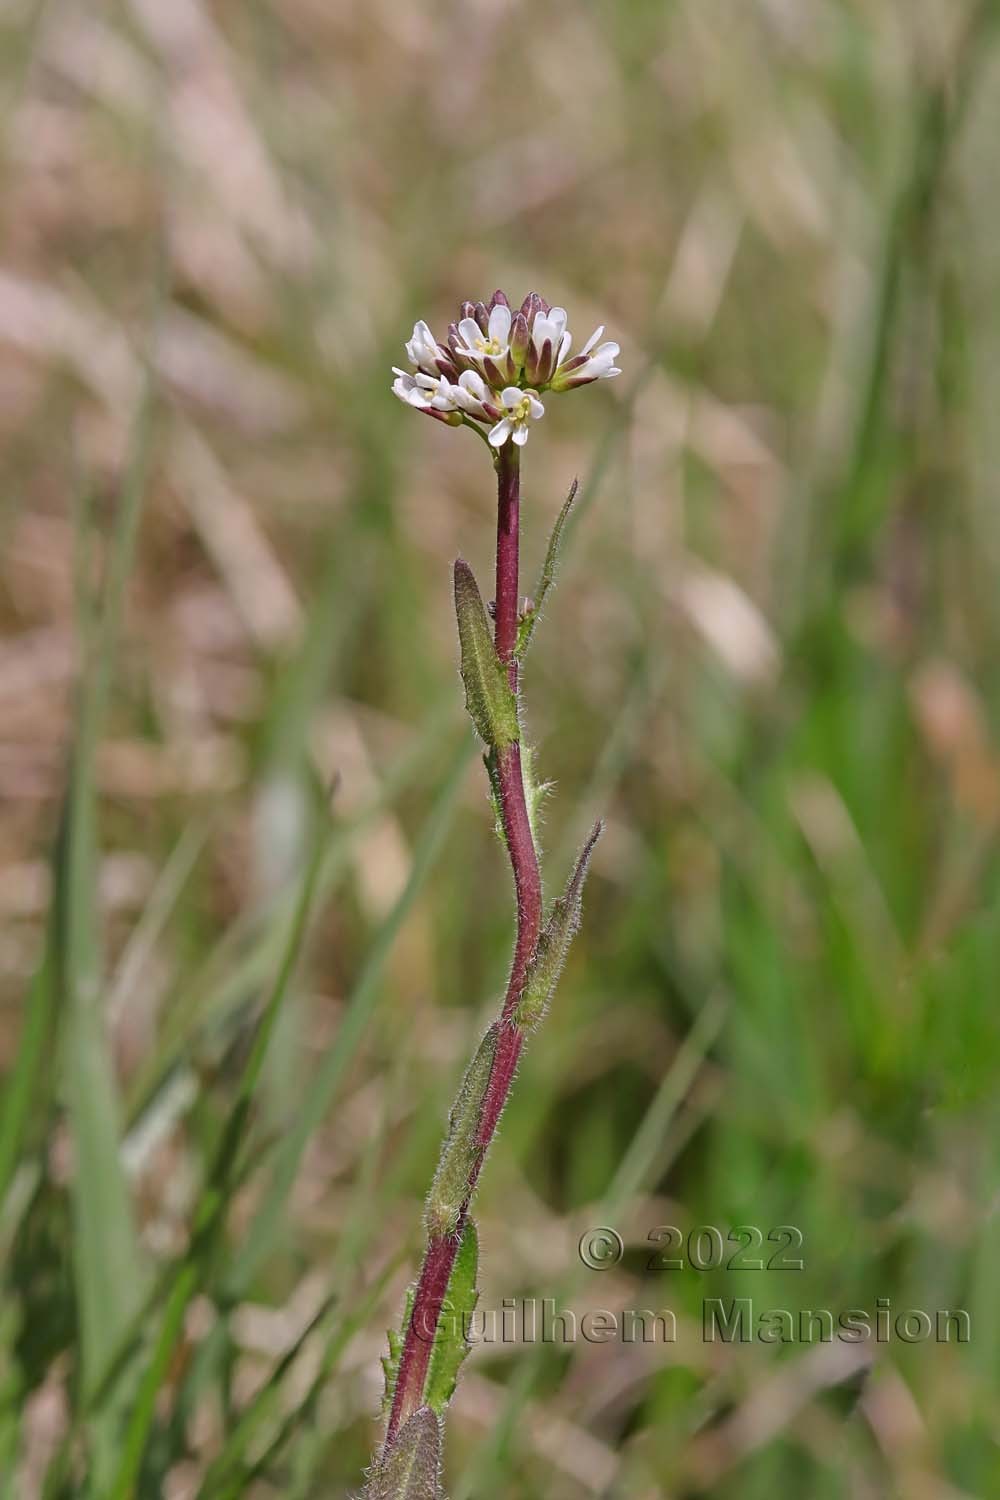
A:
[391, 290, 621, 447]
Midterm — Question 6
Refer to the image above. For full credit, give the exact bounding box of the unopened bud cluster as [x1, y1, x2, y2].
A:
[392, 290, 621, 447]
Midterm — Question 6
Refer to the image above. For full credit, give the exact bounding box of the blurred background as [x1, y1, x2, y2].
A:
[2, 0, 1000, 1496]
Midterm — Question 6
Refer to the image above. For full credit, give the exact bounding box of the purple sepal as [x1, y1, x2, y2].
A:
[519, 291, 547, 329]
[510, 311, 529, 367]
[482, 355, 505, 388]
[534, 337, 555, 387]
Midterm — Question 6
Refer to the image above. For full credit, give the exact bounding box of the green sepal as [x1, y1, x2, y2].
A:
[514, 821, 602, 1030]
[364, 1407, 442, 1500]
[454, 559, 519, 749]
[425, 1026, 497, 1239]
[381, 1284, 416, 1414]
[425, 1218, 479, 1415]
[516, 478, 579, 658]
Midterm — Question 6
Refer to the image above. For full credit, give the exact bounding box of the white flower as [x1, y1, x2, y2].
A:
[526, 306, 571, 385]
[391, 368, 458, 413]
[548, 325, 621, 390]
[391, 293, 620, 434]
[405, 319, 449, 377]
[450, 370, 499, 422]
[454, 303, 514, 380]
[488, 387, 545, 448]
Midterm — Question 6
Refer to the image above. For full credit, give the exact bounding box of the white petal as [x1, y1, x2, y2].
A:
[547, 307, 568, 341]
[459, 370, 487, 397]
[580, 325, 604, 356]
[532, 316, 556, 351]
[458, 317, 482, 349]
[406, 320, 438, 370]
[599, 367, 622, 379]
[431, 380, 457, 409]
[512, 424, 530, 446]
[556, 330, 572, 367]
[488, 418, 512, 447]
[580, 349, 618, 378]
[392, 368, 429, 407]
[526, 394, 545, 419]
[500, 386, 523, 410]
[592, 341, 620, 360]
[488, 304, 512, 346]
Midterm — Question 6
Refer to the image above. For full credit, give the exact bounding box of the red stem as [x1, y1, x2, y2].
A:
[385, 442, 543, 1445]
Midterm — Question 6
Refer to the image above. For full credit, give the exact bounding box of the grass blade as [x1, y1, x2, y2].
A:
[104, 783, 334, 1500]
[227, 736, 474, 1291]
[62, 376, 157, 1483]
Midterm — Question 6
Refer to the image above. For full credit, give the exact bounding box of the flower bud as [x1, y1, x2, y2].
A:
[509, 311, 530, 371]
[488, 288, 509, 309]
[473, 301, 490, 334]
[519, 291, 549, 328]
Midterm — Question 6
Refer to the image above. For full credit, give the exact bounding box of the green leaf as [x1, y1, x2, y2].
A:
[484, 749, 506, 848]
[381, 1285, 415, 1414]
[365, 1407, 442, 1500]
[453, 559, 519, 749]
[425, 1219, 479, 1416]
[516, 477, 579, 657]
[514, 822, 603, 1030]
[522, 744, 554, 859]
[425, 1028, 497, 1239]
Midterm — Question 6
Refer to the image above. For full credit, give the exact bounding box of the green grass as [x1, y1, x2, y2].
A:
[2, 1, 1000, 1495]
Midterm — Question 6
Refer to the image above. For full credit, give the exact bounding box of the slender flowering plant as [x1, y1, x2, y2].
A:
[365, 291, 619, 1499]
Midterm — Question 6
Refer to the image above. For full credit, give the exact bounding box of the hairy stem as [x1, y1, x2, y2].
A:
[385, 443, 543, 1445]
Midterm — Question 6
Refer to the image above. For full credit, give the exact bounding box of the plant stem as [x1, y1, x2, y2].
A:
[475, 443, 542, 1137]
[385, 443, 543, 1445]
[493, 441, 522, 675]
